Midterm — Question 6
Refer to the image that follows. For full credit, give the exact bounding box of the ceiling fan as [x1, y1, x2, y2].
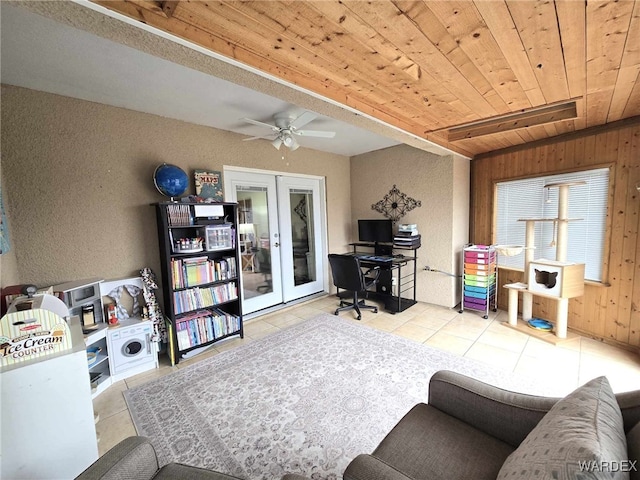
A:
[242, 111, 336, 151]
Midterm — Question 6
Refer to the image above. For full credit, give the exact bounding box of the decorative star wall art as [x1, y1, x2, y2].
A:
[371, 185, 422, 223]
[294, 197, 307, 222]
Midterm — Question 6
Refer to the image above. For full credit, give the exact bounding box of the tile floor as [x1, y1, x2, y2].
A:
[94, 295, 640, 456]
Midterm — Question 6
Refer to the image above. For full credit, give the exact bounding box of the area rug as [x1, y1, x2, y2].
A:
[125, 314, 545, 480]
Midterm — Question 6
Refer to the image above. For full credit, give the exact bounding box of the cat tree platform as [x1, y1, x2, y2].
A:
[501, 313, 581, 346]
[503, 274, 583, 342]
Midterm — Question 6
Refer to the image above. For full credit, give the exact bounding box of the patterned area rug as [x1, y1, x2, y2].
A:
[125, 314, 545, 480]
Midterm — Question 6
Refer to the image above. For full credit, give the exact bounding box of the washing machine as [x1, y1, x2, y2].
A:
[107, 318, 157, 380]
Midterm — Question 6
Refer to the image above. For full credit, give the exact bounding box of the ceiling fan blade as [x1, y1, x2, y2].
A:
[242, 136, 269, 141]
[293, 129, 336, 138]
[241, 117, 280, 131]
[289, 111, 317, 130]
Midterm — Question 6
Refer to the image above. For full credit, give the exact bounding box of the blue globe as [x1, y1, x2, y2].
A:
[153, 163, 189, 199]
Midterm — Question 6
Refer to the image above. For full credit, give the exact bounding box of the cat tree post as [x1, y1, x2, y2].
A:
[521, 220, 536, 323]
[555, 299, 570, 338]
[547, 182, 571, 338]
[551, 182, 571, 263]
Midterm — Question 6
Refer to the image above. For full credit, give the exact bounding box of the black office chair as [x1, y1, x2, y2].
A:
[328, 254, 380, 320]
[255, 248, 272, 293]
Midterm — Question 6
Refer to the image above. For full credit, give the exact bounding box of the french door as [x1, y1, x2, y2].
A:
[224, 169, 326, 314]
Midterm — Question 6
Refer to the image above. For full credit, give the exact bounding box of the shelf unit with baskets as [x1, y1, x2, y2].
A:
[459, 244, 498, 319]
[155, 202, 243, 365]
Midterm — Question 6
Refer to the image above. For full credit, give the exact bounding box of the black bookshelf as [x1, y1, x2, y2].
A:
[154, 202, 243, 365]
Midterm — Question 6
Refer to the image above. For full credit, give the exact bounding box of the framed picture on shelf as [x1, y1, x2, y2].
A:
[194, 170, 223, 201]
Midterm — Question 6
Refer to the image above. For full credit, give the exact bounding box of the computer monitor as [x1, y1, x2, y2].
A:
[358, 219, 393, 254]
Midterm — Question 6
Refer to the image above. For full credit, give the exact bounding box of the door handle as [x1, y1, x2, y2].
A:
[274, 242, 280, 248]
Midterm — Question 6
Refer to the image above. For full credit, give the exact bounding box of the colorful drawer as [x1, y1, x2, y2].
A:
[463, 274, 495, 286]
[460, 244, 498, 318]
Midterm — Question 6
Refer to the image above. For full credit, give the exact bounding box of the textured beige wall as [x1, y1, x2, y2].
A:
[351, 145, 470, 308]
[451, 156, 471, 303]
[1, 85, 351, 293]
[0, 170, 19, 286]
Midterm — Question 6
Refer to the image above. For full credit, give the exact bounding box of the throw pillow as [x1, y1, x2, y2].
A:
[497, 376, 629, 480]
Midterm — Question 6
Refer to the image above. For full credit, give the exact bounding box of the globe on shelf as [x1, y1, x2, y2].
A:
[153, 163, 189, 200]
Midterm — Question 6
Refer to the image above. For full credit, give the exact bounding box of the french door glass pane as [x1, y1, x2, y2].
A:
[289, 189, 316, 286]
[236, 186, 273, 298]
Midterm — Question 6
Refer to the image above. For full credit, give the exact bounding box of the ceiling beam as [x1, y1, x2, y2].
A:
[445, 100, 579, 141]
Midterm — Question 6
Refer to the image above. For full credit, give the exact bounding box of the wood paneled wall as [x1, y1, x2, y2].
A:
[471, 117, 640, 349]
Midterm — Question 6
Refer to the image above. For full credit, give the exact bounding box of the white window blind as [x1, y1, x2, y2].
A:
[495, 168, 609, 281]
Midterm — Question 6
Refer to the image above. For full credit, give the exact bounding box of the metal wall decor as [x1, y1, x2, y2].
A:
[294, 197, 307, 222]
[371, 185, 422, 223]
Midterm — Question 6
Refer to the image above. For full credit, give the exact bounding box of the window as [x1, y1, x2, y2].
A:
[495, 168, 609, 282]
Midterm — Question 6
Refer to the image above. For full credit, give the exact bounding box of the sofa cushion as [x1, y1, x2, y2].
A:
[370, 403, 515, 480]
[497, 376, 629, 480]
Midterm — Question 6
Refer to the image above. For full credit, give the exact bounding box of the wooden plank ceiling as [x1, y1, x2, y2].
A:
[94, 0, 640, 157]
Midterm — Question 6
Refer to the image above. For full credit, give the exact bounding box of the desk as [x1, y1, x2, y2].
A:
[345, 243, 418, 314]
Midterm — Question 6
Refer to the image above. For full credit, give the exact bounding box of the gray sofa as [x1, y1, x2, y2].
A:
[78, 371, 640, 480]
[338, 371, 640, 480]
[284, 371, 639, 480]
[75, 436, 241, 480]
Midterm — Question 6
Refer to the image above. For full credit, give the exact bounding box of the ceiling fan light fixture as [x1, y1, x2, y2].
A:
[242, 111, 334, 151]
[282, 132, 295, 148]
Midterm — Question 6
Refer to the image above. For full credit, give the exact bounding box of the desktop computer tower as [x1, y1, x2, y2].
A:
[376, 269, 394, 295]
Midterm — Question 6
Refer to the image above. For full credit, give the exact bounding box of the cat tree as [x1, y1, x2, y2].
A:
[501, 181, 585, 340]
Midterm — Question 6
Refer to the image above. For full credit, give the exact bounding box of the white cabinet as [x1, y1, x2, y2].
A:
[0, 318, 98, 479]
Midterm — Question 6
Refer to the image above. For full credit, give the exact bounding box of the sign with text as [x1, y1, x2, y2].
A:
[0, 309, 72, 367]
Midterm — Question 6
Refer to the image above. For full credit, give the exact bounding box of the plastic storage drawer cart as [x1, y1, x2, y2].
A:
[459, 244, 498, 319]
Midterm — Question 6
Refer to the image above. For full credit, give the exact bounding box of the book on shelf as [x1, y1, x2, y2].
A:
[174, 309, 241, 350]
[171, 257, 238, 289]
[173, 282, 238, 315]
[166, 203, 193, 226]
[166, 319, 176, 365]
